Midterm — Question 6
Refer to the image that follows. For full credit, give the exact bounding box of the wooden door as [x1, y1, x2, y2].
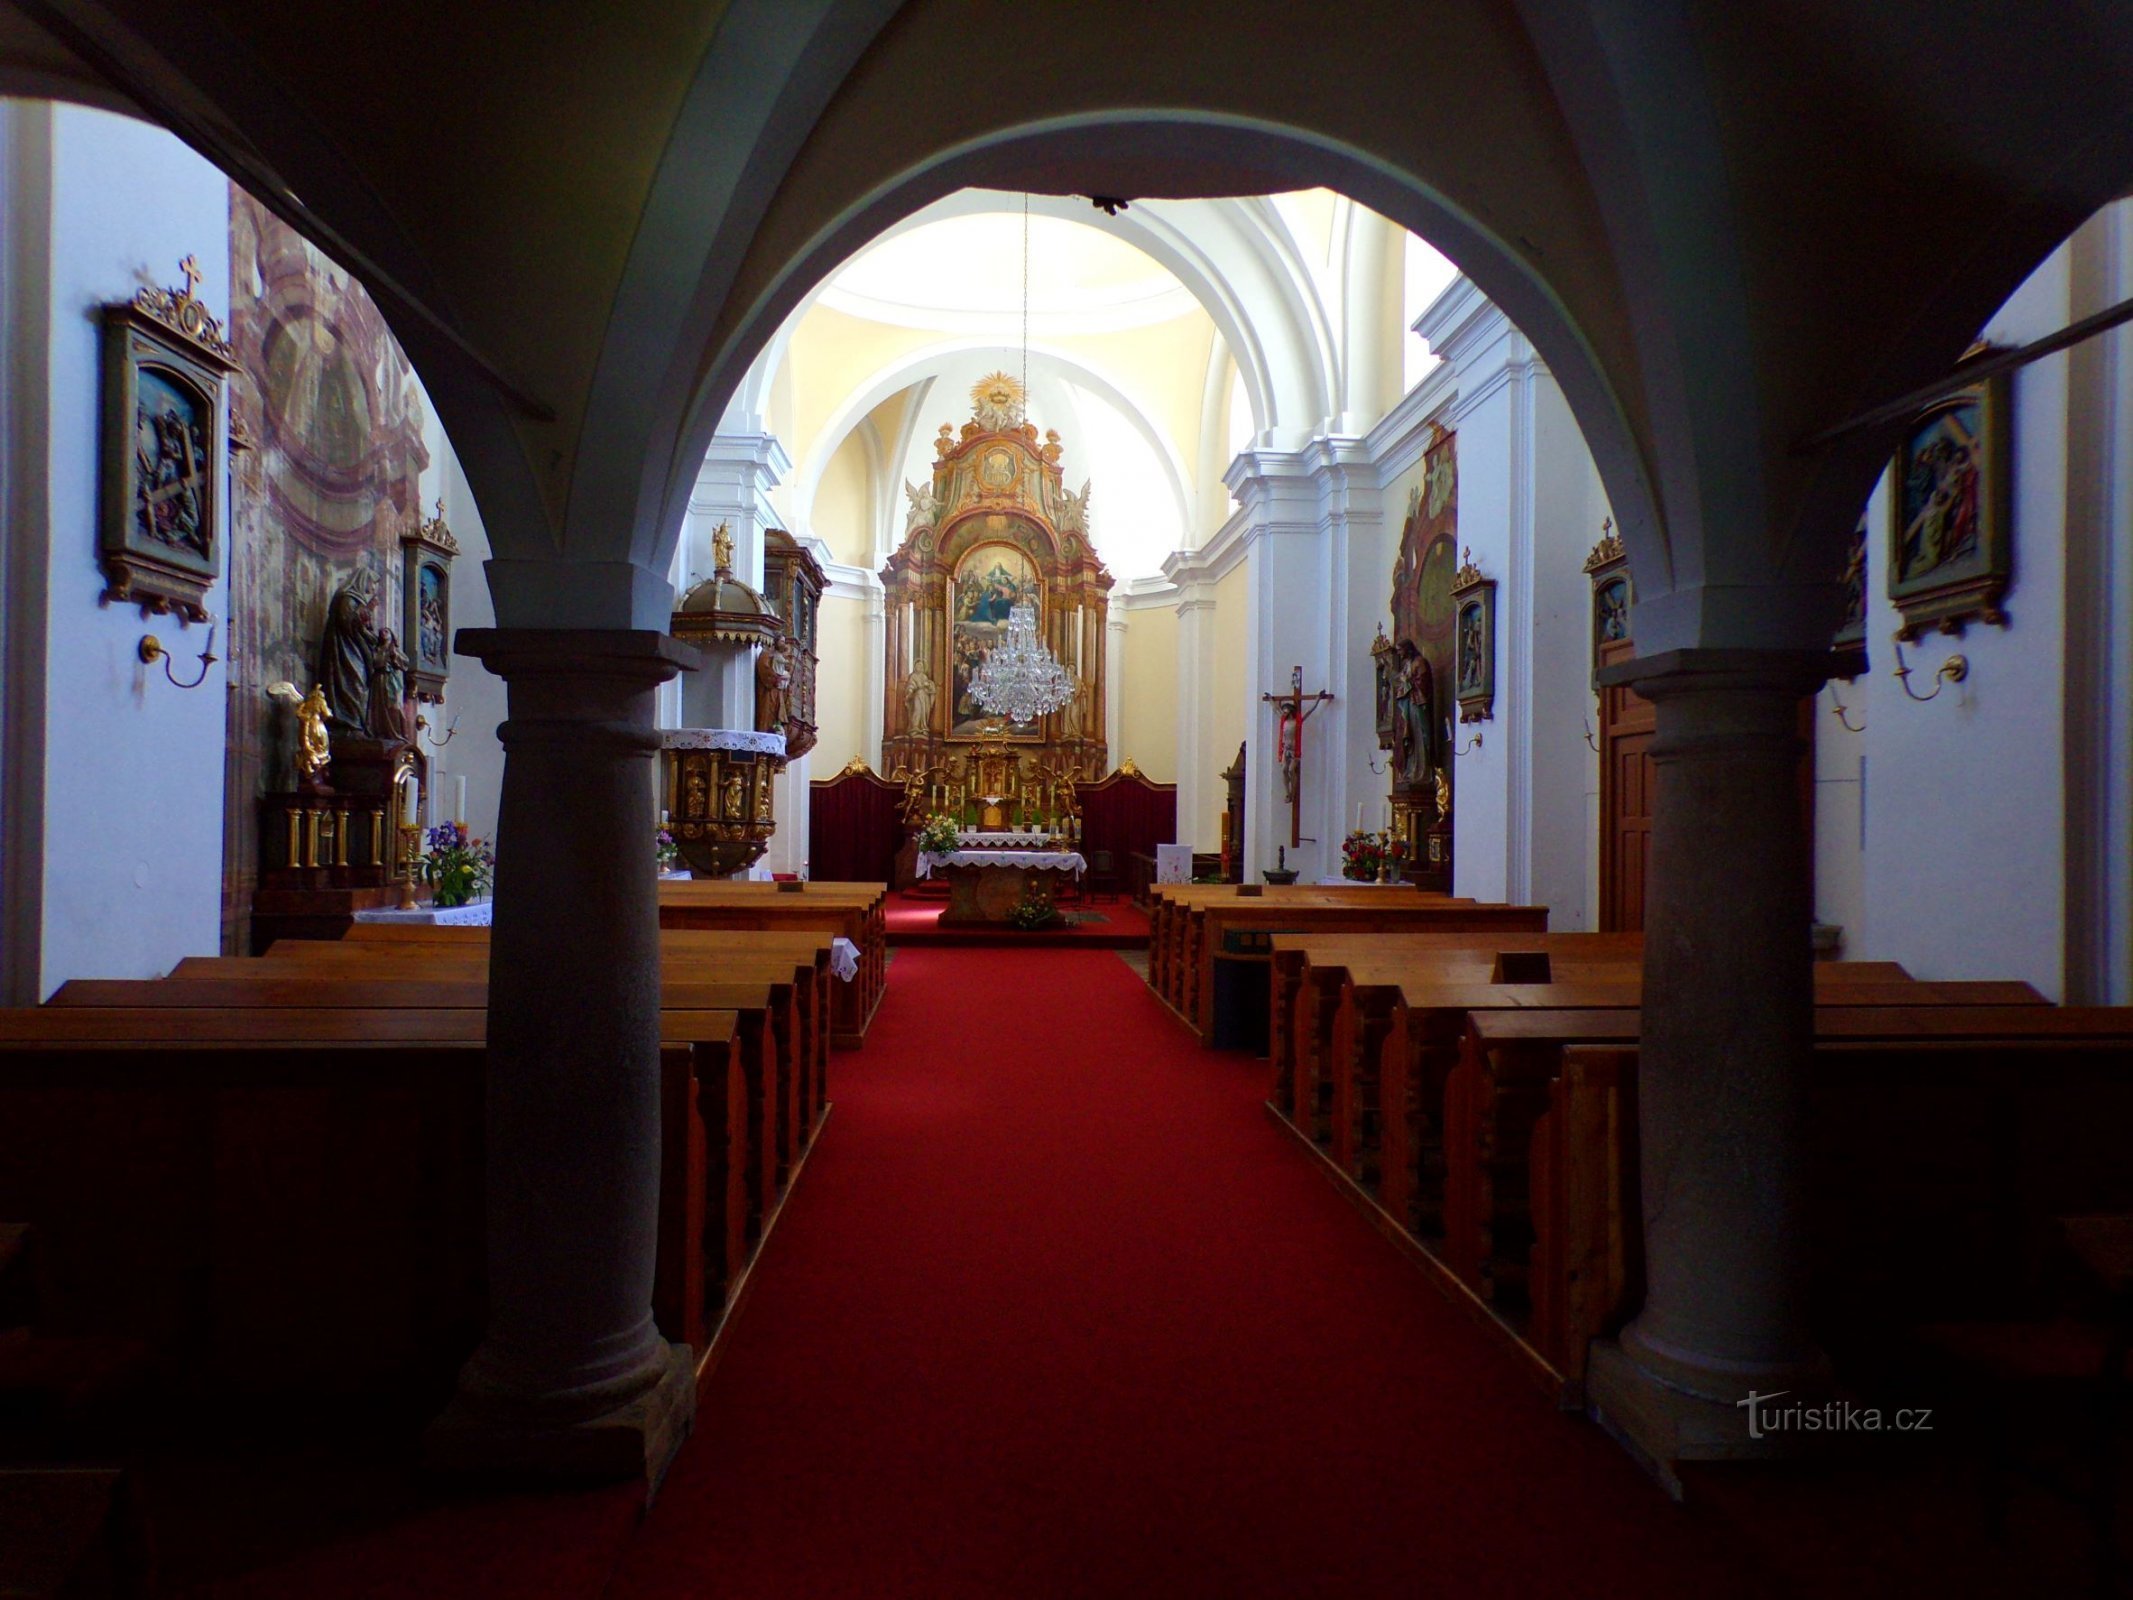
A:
[1595, 640, 1817, 934]
[1596, 639, 1654, 932]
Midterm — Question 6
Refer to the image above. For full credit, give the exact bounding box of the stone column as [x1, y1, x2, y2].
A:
[1585, 647, 1832, 1488]
[428, 627, 700, 1486]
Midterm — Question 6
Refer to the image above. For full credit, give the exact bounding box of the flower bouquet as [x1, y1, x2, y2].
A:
[915, 813, 960, 858]
[418, 820, 495, 908]
[1341, 829, 1389, 881]
[656, 825, 680, 872]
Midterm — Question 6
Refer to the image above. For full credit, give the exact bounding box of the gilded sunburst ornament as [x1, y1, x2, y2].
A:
[970, 371, 1027, 431]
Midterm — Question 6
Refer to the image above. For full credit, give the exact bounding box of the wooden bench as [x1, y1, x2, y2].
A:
[1524, 1009, 2133, 1401]
[151, 951, 805, 1231]
[1440, 983, 2053, 1302]
[1145, 885, 1551, 1047]
[1268, 930, 1648, 1107]
[657, 881, 888, 1048]
[1362, 969, 1954, 1245]
[21, 982, 765, 1362]
[304, 926, 837, 1133]
[1146, 884, 1478, 1019]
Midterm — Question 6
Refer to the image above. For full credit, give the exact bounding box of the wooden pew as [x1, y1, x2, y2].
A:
[1440, 983, 2052, 1303]
[1523, 1008, 2133, 1400]
[1269, 930, 1648, 1109]
[16, 986, 759, 1362]
[295, 926, 838, 1133]
[1147, 884, 1477, 1021]
[232, 930, 831, 1148]
[1147, 885, 1551, 1047]
[1366, 968, 1956, 1244]
[657, 881, 888, 1049]
[152, 953, 803, 1231]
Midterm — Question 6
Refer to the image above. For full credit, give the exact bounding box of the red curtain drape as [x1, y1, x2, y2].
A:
[1078, 768, 1178, 880]
[808, 768, 906, 884]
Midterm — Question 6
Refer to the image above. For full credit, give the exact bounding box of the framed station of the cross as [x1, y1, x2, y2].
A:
[98, 255, 239, 623]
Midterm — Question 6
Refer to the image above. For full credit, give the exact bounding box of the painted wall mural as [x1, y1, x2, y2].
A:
[220, 187, 432, 952]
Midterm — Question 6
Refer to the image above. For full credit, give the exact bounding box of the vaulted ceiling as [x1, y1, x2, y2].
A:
[8, 0, 2133, 650]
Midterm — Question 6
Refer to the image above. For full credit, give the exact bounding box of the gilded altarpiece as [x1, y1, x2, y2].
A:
[880, 376, 1113, 803]
[1378, 426, 1458, 888]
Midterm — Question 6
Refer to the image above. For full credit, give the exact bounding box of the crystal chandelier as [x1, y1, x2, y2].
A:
[970, 598, 1075, 723]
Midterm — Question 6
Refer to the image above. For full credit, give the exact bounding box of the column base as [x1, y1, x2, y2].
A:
[1585, 1339, 1824, 1499]
[423, 1342, 697, 1492]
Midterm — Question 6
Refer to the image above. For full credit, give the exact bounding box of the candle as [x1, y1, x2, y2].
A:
[1356, 802, 1365, 831]
[453, 776, 467, 826]
[1381, 802, 1390, 832]
[402, 778, 419, 826]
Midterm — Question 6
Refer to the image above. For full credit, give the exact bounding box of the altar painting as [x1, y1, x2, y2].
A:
[950, 541, 1043, 738]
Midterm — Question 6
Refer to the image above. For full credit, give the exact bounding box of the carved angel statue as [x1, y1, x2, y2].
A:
[903, 480, 940, 534]
[267, 681, 333, 787]
[1058, 479, 1092, 537]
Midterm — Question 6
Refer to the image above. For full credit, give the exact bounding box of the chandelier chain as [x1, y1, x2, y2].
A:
[1028, 192, 1036, 401]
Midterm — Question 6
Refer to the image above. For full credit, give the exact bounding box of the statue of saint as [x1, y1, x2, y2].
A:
[367, 628, 410, 743]
[1392, 641, 1441, 789]
[755, 636, 794, 734]
[904, 663, 936, 734]
[316, 569, 380, 733]
[1059, 679, 1086, 741]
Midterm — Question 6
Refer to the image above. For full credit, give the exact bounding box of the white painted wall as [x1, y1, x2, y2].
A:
[35, 104, 230, 993]
[1847, 245, 2072, 996]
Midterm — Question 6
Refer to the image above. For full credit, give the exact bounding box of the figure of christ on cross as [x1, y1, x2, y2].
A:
[1261, 664, 1334, 848]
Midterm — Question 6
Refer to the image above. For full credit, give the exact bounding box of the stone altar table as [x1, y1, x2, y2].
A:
[916, 847, 1087, 924]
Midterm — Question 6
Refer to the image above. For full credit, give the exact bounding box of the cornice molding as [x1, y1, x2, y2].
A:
[1365, 363, 1458, 484]
[697, 431, 793, 488]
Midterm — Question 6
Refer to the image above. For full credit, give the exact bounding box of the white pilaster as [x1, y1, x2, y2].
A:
[1418, 278, 1593, 922]
[1172, 583, 1218, 847]
[1105, 614, 1128, 765]
[1230, 449, 1334, 883]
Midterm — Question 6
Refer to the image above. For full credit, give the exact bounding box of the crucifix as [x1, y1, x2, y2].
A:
[1261, 664, 1334, 848]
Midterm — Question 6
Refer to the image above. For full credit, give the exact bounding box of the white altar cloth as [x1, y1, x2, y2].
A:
[955, 829, 1061, 848]
[829, 937, 860, 982]
[916, 849, 1087, 880]
[353, 899, 494, 926]
[1312, 876, 1405, 887]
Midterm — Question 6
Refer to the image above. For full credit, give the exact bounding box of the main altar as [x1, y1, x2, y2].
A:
[881, 372, 1113, 811]
[917, 828, 1086, 924]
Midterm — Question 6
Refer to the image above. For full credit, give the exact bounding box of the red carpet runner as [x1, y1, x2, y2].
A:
[611, 947, 1763, 1599]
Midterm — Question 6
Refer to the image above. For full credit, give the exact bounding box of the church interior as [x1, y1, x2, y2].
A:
[7, 5, 2133, 1595]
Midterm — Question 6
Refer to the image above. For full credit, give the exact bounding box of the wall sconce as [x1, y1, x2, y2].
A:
[1453, 728, 1485, 757]
[1891, 635, 1968, 703]
[1581, 713, 1599, 752]
[1827, 680, 1866, 733]
[138, 625, 217, 689]
[416, 709, 459, 749]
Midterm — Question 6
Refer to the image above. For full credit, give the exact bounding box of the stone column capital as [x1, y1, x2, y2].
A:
[455, 627, 701, 686]
[1595, 647, 1834, 701]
